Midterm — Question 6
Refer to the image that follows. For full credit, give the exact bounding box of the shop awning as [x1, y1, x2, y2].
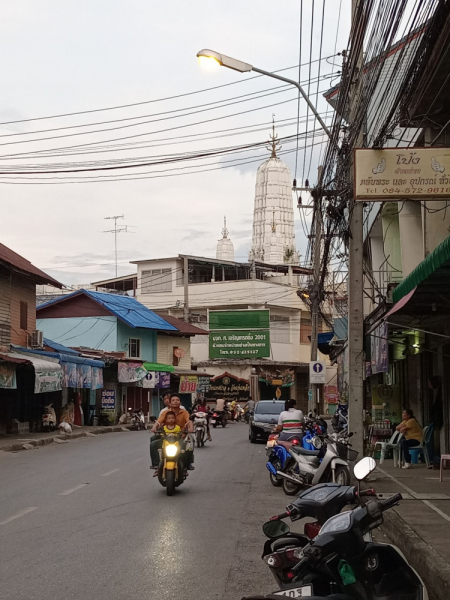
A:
[7, 351, 62, 394]
[142, 362, 175, 373]
[393, 235, 450, 304]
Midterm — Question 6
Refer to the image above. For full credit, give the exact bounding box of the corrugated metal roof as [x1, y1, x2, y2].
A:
[0, 352, 30, 364]
[0, 243, 62, 288]
[44, 338, 80, 355]
[157, 314, 209, 335]
[37, 289, 178, 332]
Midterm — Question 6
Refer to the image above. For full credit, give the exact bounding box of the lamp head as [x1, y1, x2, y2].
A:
[196, 49, 252, 73]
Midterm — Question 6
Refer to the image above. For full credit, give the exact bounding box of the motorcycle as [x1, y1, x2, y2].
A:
[260, 458, 427, 599]
[262, 461, 379, 588]
[266, 434, 301, 487]
[235, 404, 244, 422]
[155, 427, 187, 496]
[211, 410, 228, 428]
[42, 403, 57, 432]
[192, 411, 208, 447]
[130, 408, 146, 430]
[332, 403, 349, 433]
[269, 433, 357, 496]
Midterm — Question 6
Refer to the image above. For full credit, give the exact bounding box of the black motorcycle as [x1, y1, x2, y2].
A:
[210, 410, 228, 428]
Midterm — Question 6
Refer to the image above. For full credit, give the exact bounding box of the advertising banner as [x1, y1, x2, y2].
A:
[157, 372, 171, 389]
[101, 389, 115, 410]
[80, 365, 92, 389]
[209, 309, 270, 330]
[325, 385, 339, 405]
[62, 362, 77, 388]
[118, 361, 147, 383]
[179, 375, 198, 394]
[0, 363, 16, 389]
[205, 372, 250, 401]
[355, 147, 450, 200]
[35, 370, 62, 394]
[371, 321, 388, 375]
[209, 330, 270, 358]
[92, 367, 103, 390]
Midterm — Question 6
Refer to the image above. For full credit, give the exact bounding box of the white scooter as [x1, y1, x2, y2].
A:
[277, 433, 358, 496]
[42, 404, 57, 431]
[193, 411, 208, 447]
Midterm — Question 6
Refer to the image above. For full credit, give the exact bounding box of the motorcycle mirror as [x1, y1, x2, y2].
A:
[262, 520, 290, 538]
[353, 456, 376, 481]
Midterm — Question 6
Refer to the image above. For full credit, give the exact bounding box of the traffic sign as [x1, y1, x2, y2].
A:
[310, 361, 326, 384]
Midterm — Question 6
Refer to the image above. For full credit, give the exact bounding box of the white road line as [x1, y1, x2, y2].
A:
[132, 457, 144, 463]
[0, 507, 38, 525]
[58, 484, 88, 496]
[101, 468, 120, 477]
[377, 466, 450, 523]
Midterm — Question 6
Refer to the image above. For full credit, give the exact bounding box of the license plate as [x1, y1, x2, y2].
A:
[273, 585, 313, 598]
[210, 420, 216, 424]
[266, 440, 276, 448]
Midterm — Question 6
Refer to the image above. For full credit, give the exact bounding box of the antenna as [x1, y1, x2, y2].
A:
[104, 215, 135, 277]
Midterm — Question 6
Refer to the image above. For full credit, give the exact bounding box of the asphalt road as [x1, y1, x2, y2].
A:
[0, 423, 290, 600]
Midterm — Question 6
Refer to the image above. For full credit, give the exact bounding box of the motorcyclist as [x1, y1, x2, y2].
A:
[193, 397, 212, 441]
[150, 395, 194, 470]
[274, 399, 305, 442]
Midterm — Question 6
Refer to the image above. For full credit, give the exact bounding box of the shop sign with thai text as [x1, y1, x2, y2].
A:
[355, 147, 450, 200]
[179, 375, 198, 394]
[209, 330, 270, 358]
[205, 372, 250, 401]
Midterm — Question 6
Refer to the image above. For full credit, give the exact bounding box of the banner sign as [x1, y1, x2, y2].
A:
[35, 370, 62, 394]
[118, 361, 147, 383]
[157, 372, 171, 389]
[325, 385, 339, 404]
[209, 309, 270, 330]
[79, 365, 92, 389]
[371, 321, 388, 375]
[92, 367, 103, 390]
[179, 375, 198, 394]
[197, 376, 210, 393]
[205, 372, 250, 401]
[209, 330, 270, 358]
[101, 389, 115, 410]
[0, 363, 16, 389]
[355, 147, 450, 200]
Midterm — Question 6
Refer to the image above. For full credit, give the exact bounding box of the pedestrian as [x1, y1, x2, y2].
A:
[275, 399, 304, 441]
[396, 408, 423, 469]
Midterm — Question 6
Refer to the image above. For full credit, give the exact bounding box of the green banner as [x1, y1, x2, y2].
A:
[209, 330, 270, 358]
[209, 310, 270, 330]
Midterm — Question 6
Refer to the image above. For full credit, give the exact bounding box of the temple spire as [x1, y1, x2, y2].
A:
[222, 216, 229, 239]
[267, 116, 281, 158]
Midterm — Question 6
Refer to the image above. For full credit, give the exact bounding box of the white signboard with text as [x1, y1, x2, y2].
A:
[310, 361, 326, 384]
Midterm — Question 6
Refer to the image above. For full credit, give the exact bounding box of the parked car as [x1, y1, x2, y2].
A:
[249, 400, 285, 443]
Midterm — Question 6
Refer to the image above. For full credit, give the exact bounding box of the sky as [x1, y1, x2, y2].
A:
[0, 0, 351, 287]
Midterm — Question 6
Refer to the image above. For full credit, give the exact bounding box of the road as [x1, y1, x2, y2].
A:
[0, 423, 288, 600]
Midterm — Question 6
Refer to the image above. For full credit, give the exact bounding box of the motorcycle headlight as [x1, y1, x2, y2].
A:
[165, 444, 178, 458]
[319, 511, 352, 535]
[312, 436, 323, 449]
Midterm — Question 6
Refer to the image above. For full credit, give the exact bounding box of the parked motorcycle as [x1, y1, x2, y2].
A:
[130, 408, 146, 430]
[261, 458, 427, 599]
[42, 403, 57, 432]
[269, 433, 357, 496]
[192, 411, 208, 447]
[155, 427, 187, 496]
[332, 403, 349, 433]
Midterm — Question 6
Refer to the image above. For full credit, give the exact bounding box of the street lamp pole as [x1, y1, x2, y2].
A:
[196, 50, 331, 139]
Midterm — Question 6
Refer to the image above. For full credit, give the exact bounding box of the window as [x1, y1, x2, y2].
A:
[128, 338, 141, 358]
[20, 301, 28, 330]
[270, 315, 290, 343]
[300, 317, 311, 344]
[141, 268, 172, 293]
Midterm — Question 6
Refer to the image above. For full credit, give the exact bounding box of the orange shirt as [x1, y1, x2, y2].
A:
[158, 408, 190, 430]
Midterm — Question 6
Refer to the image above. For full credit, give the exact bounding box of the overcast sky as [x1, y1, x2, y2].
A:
[0, 1, 351, 286]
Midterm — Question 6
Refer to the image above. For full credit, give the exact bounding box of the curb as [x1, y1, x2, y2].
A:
[381, 508, 450, 600]
[0, 425, 134, 453]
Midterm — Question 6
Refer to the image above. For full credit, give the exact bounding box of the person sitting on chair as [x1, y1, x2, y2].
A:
[396, 408, 423, 469]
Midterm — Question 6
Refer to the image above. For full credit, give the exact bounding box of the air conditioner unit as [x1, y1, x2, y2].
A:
[31, 330, 44, 349]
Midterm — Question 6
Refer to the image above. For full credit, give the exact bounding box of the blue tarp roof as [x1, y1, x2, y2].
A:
[13, 345, 104, 368]
[38, 289, 178, 332]
[44, 338, 80, 355]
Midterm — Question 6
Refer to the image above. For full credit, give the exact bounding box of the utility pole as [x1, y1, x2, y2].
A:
[183, 255, 189, 323]
[104, 215, 129, 278]
[347, 0, 365, 458]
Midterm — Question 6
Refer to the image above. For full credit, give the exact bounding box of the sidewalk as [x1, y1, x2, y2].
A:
[371, 459, 450, 600]
[0, 424, 133, 452]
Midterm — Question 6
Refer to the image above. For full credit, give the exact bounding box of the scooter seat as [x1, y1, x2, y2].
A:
[277, 441, 292, 451]
[290, 445, 320, 457]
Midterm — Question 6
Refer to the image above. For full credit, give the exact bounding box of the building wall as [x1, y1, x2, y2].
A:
[8, 274, 36, 347]
[116, 321, 157, 361]
[37, 294, 111, 318]
[37, 316, 118, 351]
[157, 335, 191, 369]
[0, 272, 11, 345]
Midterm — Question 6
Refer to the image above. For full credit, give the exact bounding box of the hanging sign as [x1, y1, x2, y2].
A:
[355, 147, 450, 200]
[179, 375, 198, 394]
[101, 389, 115, 410]
[197, 376, 211, 393]
[118, 361, 146, 383]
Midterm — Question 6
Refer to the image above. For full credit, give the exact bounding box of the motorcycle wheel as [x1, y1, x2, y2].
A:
[212, 423, 217, 428]
[333, 466, 351, 486]
[283, 475, 303, 496]
[221, 419, 227, 428]
[166, 470, 176, 496]
[270, 460, 283, 487]
[196, 429, 202, 448]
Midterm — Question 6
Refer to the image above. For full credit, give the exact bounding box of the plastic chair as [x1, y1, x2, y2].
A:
[440, 454, 450, 482]
[408, 424, 434, 466]
[374, 430, 403, 466]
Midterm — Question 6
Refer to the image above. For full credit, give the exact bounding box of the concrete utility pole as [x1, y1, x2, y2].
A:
[347, 0, 365, 458]
[183, 255, 190, 323]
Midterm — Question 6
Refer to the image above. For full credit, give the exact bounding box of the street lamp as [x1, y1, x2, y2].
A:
[196, 49, 331, 139]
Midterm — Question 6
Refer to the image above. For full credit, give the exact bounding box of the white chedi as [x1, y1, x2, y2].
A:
[216, 217, 234, 261]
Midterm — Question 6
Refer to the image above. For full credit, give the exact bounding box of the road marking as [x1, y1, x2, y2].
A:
[377, 466, 450, 523]
[132, 457, 144, 463]
[0, 507, 38, 525]
[101, 468, 120, 477]
[58, 484, 88, 496]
